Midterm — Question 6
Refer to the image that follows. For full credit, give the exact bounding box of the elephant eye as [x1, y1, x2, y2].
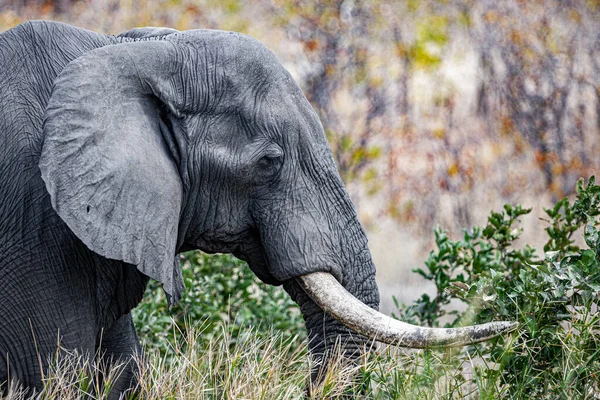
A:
[257, 155, 279, 169]
[255, 151, 283, 179]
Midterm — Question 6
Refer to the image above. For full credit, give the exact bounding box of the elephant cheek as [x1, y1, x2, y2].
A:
[232, 243, 279, 286]
[260, 218, 343, 283]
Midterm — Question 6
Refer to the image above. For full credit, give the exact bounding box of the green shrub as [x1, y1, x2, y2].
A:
[395, 177, 600, 398]
[132, 252, 305, 357]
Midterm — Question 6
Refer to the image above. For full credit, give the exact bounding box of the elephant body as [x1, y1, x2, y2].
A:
[0, 21, 380, 395]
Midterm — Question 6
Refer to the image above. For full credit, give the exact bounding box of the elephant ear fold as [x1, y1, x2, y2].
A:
[39, 42, 186, 304]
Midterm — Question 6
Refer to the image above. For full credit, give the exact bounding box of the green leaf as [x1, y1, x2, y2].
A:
[582, 249, 595, 266]
[584, 223, 599, 249]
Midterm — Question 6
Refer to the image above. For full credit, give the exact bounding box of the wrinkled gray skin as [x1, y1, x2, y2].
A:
[0, 21, 379, 395]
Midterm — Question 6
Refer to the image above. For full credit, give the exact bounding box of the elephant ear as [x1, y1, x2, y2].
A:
[40, 41, 189, 304]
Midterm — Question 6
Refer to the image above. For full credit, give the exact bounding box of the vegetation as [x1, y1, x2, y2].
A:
[395, 177, 600, 398]
[132, 252, 305, 358]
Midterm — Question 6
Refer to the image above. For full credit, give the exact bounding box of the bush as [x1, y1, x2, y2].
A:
[396, 177, 600, 398]
[132, 252, 306, 357]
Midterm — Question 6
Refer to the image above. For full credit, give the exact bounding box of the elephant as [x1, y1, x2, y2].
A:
[0, 20, 517, 396]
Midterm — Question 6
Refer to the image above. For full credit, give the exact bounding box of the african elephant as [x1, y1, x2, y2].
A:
[0, 20, 516, 396]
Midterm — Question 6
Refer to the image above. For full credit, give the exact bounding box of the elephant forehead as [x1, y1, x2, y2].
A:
[166, 29, 307, 121]
[175, 29, 284, 79]
[210, 83, 303, 134]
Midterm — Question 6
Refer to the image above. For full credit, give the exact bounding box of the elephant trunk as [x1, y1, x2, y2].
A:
[283, 238, 380, 384]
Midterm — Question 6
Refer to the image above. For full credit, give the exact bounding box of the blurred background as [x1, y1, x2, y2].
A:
[1, 0, 599, 314]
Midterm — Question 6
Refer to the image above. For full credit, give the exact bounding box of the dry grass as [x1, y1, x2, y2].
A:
[0, 321, 490, 400]
[1, 323, 376, 400]
[133, 325, 308, 399]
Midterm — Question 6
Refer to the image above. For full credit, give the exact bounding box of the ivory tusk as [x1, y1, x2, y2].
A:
[296, 272, 518, 348]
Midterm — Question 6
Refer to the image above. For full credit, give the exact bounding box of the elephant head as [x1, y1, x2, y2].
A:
[38, 29, 516, 380]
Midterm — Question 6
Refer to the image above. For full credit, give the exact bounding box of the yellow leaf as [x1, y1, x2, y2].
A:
[484, 11, 498, 23]
[433, 128, 445, 139]
[448, 162, 459, 176]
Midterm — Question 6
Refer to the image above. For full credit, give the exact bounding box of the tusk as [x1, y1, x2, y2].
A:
[296, 272, 518, 348]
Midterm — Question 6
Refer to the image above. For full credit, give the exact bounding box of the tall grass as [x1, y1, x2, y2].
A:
[1, 321, 368, 400]
[0, 319, 513, 400]
[1, 317, 598, 399]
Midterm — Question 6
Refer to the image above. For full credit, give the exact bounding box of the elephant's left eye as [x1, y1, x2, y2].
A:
[257, 155, 280, 169]
[255, 151, 283, 180]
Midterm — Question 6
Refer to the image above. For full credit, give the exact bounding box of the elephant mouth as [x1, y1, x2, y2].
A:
[296, 272, 518, 348]
[231, 232, 281, 286]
